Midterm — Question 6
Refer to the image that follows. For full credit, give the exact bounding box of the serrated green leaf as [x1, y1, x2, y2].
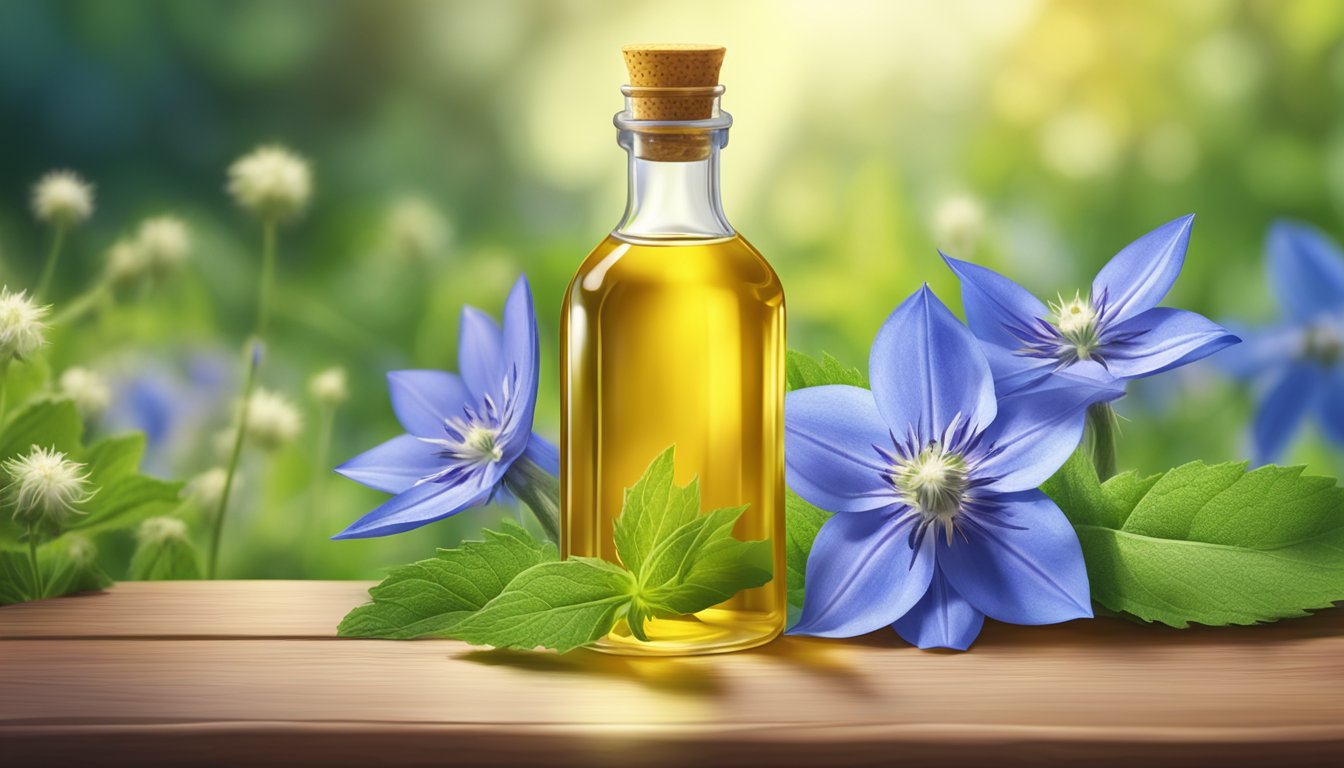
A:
[339, 521, 558, 639]
[129, 535, 202, 580]
[785, 490, 830, 612]
[1045, 453, 1344, 628]
[639, 504, 773, 618]
[785, 349, 867, 391]
[612, 446, 699, 575]
[449, 557, 636, 653]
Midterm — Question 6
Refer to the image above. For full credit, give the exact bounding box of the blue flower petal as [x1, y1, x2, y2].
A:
[785, 385, 899, 513]
[1213, 322, 1297, 381]
[870, 286, 997, 442]
[788, 507, 935, 637]
[387, 370, 470, 438]
[891, 566, 985, 651]
[1253, 362, 1323, 465]
[979, 341, 1057, 397]
[940, 489, 1092, 626]
[976, 363, 1124, 493]
[1267, 220, 1344, 324]
[1318, 366, 1344, 448]
[1102, 307, 1240, 379]
[942, 253, 1050, 350]
[1092, 214, 1194, 326]
[331, 468, 499, 539]
[498, 276, 540, 463]
[458, 305, 505, 399]
[523, 432, 560, 475]
[335, 434, 442, 494]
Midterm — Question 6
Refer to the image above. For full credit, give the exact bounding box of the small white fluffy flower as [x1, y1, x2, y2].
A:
[59, 367, 111, 417]
[137, 516, 190, 545]
[227, 145, 312, 221]
[3, 446, 93, 528]
[386, 196, 451, 263]
[0, 287, 50, 363]
[64, 534, 97, 566]
[104, 239, 149, 287]
[136, 216, 192, 276]
[308, 366, 348, 407]
[240, 388, 303, 451]
[186, 467, 230, 512]
[31, 170, 94, 227]
[932, 194, 986, 257]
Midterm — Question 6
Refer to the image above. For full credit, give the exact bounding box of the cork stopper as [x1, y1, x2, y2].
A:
[622, 44, 726, 120]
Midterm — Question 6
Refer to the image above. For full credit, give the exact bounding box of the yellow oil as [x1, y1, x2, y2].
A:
[561, 232, 786, 655]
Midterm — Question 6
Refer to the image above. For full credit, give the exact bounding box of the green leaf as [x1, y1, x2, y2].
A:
[2, 357, 51, 411]
[70, 474, 183, 536]
[611, 446, 700, 575]
[784, 490, 831, 612]
[0, 536, 112, 605]
[129, 535, 202, 581]
[0, 396, 82, 460]
[339, 521, 558, 639]
[1044, 451, 1344, 628]
[785, 349, 867, 391]
[449, 557, 636, 653]
[639, 504, 773, 619]
[80, 433, 148, 486]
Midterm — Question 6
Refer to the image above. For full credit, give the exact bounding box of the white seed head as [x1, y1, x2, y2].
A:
[386, 196, 451, 263]
[932, 194, 986, 256]
[59, 366, 111, 417]
[0, 287, 50, 363]
[239, 388, 303, 451]
[137, 515, 189, 545]
[186, 467, 230, 512]
[308, 366, 349, 407]
[135, 216, 192, 276]
[64, 533, 97, 566]
[3, 446, 93, 528]
[227, 145, 312, 221]
[105, 238, 150, 287]
[31, 170, 94, 227]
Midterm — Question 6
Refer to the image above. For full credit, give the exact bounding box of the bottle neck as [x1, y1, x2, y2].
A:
[612, 89, 734, 241]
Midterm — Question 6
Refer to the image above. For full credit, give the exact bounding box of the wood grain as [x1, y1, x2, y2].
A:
[1, 581, 1342, 766]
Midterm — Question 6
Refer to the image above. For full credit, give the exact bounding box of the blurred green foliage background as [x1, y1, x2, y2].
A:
[0, 0, 1340, 579]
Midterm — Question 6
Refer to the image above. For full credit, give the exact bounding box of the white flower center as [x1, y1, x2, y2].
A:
[1049, 291, 1100, 361]
[893, 441, 968, 543]
[1304, 320, 1343, 365]
[462, 425, 504, 464]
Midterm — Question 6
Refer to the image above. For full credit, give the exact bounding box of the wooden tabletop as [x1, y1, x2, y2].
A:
[1, 581, 1341, 766]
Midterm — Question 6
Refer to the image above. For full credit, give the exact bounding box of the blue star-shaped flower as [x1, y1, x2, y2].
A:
[943, 215, 1239, 396]
[1220, 220, 1344, 464]
[333, 275, 556, 539]
[786, 286, 1123, 650]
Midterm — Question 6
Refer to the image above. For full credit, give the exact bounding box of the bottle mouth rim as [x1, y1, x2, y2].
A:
[615, 84, 732, 131]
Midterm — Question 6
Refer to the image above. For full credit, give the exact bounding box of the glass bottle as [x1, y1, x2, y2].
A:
[561, 58, 786, 655]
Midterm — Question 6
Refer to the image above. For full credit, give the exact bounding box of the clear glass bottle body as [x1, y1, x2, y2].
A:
[561, 91, 786, 655]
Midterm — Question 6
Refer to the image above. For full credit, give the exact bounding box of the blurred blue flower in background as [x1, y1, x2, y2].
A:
[785, 287, 1121, 650]
[334, 275, 557, 539]
[103, 350, 235, 476]
[943, 215, 1239, 397]
[1220, 221, 1344, 464]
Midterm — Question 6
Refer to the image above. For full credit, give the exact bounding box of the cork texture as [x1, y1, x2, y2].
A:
[622, 44, 724, 120]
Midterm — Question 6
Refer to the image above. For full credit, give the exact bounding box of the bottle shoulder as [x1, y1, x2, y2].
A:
[568, 233, 783, 308]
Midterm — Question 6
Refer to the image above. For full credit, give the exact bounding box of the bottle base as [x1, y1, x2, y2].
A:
[589, 609, 783, 656]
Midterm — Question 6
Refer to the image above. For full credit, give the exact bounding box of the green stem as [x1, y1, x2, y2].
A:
[0, 358, 10, 422]
[502, 456, 561, 544]
[51, 279, 111, 326]
[207, 340, 261, 579]
[35, 226, 66, 302]
[1086, 402, 1119, 482]
[256, 220, 277, 338]
[26, 525, 43, 600]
